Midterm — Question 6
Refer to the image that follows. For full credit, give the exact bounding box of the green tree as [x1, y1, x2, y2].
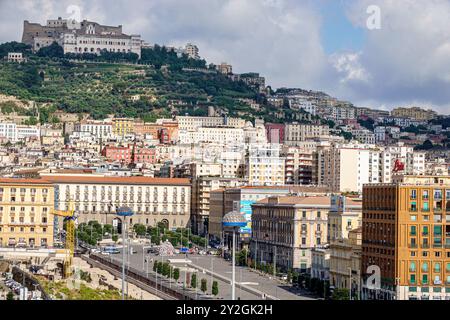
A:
[112, 234, 118, 243]
[162, 262, 170, 277]
[200, 279, 207, 294]
[37, 42, 64, 58]
[133, 224, 147, 236]
[212, 281, 219, 296]
[153, 261, 158, 273]
[157, 261, 163, 274]
[190, 273, 197, 289]
[6, 291, 14, 300]
[332, 288, 350, 300]
[173, 268, 180, 282]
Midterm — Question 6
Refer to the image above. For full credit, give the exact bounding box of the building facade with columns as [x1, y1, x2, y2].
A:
[42, 175, 191, 230]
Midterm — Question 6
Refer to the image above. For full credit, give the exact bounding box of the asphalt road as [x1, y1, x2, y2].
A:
[107, 243, 316, 301]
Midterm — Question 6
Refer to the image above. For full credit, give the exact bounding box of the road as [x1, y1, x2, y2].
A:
[107, 243, 316, 300]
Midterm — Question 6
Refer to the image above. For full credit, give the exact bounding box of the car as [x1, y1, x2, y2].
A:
[101, 251, 110, 256]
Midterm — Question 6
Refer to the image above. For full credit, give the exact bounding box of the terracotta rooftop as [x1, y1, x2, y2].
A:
[0, 178, 53, 185]
[42, 175, 191, 186]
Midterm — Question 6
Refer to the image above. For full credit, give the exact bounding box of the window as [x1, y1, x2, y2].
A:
[434, 263, 441, 272]
[422, 275, 428, 285]
[410, 274, 416, 284]
[410, 226, 417, 236]
[423, 226, 429, 236]
[411, 190, 417, 199]
[422, 190, 429, 200]
[410, 201, 417, 211]
[422, 262, 429, 272]
[434, 225, 442, 235]
[423, 202, 429, 212]
[410, 262, 416, 272]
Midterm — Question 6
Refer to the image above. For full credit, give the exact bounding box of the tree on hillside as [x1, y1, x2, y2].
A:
[37, 42, 64, 58]
[0, 41, 32, 58]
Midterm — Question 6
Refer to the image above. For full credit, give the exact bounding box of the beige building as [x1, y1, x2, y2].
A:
[42, 174, 191, 230]
[7, 52, 25, 63]
[329, 227, 362, 298]
[176, 116, 246, 131]
[285, 123, 330, 146]
[0, 179, 54, 248]
[311, 247, 331, 280]
[328, 195, 362, 242]
[191, 176, 244, 236]
[246, 144, 285, 186]
[317, 143, 381, 193]
[112, 118, 134, 137]
[282, 146, 314, 185]
[391, 107, 437, 121]
[251, 196, 331, 272]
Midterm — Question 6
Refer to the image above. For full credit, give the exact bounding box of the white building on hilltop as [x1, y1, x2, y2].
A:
[22, 18, 142, 58]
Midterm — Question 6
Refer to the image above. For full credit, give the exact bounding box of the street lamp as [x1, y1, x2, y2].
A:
[116, 206, 134, 301]
[222, 210, 247, 301]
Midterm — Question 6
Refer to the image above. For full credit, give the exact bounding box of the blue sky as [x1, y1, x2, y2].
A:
[0, 0, 449, 114]
[317, 0, 366, 54]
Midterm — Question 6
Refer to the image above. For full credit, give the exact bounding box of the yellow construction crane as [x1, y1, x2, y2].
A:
[51, 201, 76, 278]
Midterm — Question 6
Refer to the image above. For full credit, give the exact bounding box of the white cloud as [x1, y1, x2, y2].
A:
[336, 0, 450, 114]
[330, 52, 370, 84]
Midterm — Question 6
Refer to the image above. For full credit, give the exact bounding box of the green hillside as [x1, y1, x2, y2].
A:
[0, 43, 290, 123]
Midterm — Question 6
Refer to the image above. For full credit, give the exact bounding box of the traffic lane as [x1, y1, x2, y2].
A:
[113, 246, 314, 300]
[108, 250, 259, 300]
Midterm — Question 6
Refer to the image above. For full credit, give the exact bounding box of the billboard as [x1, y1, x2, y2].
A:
[239, 200, 255, 234]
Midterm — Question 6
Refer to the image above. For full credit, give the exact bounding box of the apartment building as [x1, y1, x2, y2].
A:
[362, 175, 450, 300]
[75, 120, 113, 139]
[380, 145, 426, 183]
[209, 186, 327, 244]
[42, 174, 191, 230]
[251, 196, 331, 272]
[112, 118, 134, 138]
[319, 144, 381, 193]
[0, 179, 54, 248]
[176, 116, 246, 131]
[246, 144, 285, 186]
[329, 228, 362, 297]
[285, 123, 330, 146]
[178, 127, 245, 145]
[282, 146, 313, 185]
[191, 176, 244, 236]
[265, 123, 285, 144]
[328, 195, 362, 242]
[391, 107, 438, 121]
[311, 247, 331, 281]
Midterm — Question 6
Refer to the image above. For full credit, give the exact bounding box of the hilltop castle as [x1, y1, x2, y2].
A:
[22, 17, 142, 58]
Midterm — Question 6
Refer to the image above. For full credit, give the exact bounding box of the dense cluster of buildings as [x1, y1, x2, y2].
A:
[0, 17, 448, 300]
[0, 107, 447, 301]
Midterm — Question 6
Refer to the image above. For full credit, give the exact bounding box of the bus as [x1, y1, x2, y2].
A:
[103, 246, 120, 254]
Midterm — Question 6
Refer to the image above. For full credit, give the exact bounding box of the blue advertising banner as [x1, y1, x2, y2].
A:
[239, 200, 255, 234]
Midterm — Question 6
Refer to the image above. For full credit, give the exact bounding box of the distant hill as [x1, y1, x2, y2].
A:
[0, 42, 311, 124]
